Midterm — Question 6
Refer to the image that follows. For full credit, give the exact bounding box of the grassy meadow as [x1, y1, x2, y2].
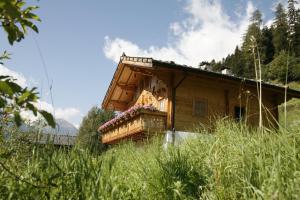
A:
[0, 83, 300, 199]
[1, 121, 300, 199]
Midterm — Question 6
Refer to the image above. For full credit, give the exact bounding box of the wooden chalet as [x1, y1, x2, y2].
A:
[98, 54, 300, 144]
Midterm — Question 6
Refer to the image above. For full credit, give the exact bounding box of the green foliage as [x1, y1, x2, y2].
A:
[155, 148, 209, 199]
[1, 120, 300, 199]
[0, 76, 55, 136]
[202, 3, 300, 83]
[279, 82, 300, 130]
[261, 26, 275, 64]
[267, 51, 300, 82]
[225, 46, 245, 76]
[76, 106, 115, 152]
[294, 9, 300, 57]
[241, 9, 263, 78]
[0, 0, 55, 135]
[0, 0, 40, 45]
[272, 3, 289, 55]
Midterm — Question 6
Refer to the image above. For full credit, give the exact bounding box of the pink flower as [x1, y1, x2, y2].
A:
[98, 104, 158, 131]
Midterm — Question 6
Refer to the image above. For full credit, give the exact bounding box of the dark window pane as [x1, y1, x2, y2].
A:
[194, 100, 207, 117]
[234, 106, 245, 121]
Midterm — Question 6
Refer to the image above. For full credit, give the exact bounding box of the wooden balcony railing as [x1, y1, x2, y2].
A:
[101, 110, 167, 144]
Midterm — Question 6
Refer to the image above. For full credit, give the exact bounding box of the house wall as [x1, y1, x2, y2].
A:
[128, 75, 169, 112]
[174, 75, 278, 131]
[125, 71, 279, 131]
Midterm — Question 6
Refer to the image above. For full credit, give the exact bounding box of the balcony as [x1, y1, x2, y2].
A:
[98, 105, 167, 144]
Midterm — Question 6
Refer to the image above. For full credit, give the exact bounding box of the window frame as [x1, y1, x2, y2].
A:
[193, 98, 208, 117]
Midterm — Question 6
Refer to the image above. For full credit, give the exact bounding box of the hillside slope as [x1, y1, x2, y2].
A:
[279, 82, 300, 129]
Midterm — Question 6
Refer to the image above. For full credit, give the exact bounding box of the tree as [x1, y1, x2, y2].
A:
[241, 9, 263, 78]
[267, 50, 300, 82]
[288, 0, 298, 38]
[294, 9, 300, 57]
[287, 0, 300, 55]
[272, 3, 289, 55]
[0, 0, 55, 138]
[261, 26, 274, 64]
[76, 107, 115, 152]
[229, 46, 245, 77]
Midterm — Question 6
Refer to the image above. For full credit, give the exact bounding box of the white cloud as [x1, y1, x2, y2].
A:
[0, 64, 27, 87]
[55, 107, 81, 122]
[21, 99, 81, 127]
[103, 0, 255, 66]
[170, 22, 184, 36]
[0, 64, 81, 126]
[21, 100, 81, 126]
[265, 19, 274, 28]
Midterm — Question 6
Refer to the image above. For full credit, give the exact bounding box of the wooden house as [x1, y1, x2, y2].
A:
[98, 55, 300, 144]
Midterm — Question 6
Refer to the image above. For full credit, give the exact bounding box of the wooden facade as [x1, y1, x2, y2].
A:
[102, 110, 166, 144]
[99, 55, 300, 144]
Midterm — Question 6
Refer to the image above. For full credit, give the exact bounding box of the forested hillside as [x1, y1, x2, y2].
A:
[201, 0, 300, 83]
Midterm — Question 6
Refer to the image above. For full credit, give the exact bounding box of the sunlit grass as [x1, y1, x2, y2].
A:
[1, 119, 300, 199]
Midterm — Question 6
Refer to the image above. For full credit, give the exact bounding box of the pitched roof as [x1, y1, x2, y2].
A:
[102, 55, 300, 109]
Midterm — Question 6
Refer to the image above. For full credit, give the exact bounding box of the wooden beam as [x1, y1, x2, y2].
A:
[122, 59, 152, 68]
[109, 100, 128, 110]
[116, 83, 137, 91]
[128, 66, 154, 76]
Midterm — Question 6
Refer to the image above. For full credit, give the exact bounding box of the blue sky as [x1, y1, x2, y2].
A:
[0, 0, 285, 128]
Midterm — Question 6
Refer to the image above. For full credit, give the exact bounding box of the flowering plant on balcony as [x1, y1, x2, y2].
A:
[98, 104, 158, 132]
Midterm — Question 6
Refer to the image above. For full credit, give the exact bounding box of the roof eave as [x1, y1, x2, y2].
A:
[101, 55, 154, 110]
[152, 59, 300, 99]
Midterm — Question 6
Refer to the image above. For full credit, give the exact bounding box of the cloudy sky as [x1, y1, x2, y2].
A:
[0, 0, 285, 128]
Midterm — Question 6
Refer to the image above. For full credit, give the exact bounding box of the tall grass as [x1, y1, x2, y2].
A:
[1, 120, 300, 199]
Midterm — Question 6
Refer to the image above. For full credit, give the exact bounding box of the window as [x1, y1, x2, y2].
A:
[193, 99, 207, 117]
[159, 99, 165, 111]
[234, 106, 245, 121]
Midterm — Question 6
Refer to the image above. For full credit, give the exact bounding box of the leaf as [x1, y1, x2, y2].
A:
[17, 90, 31, 104]
[0, 51, 11, 61]
[0, 81, 13, 96]
[39, 110, 56, 128]
[14, 112, 22, 127]
[22, 20, 39, 33]
[24, 12, 41, 21]
[27, 103, 37, 116]
[7, 81, 22, 93]
[3, 3, 22, 19]
[0, 97, 7, 108]
[0, 76, 10, 80]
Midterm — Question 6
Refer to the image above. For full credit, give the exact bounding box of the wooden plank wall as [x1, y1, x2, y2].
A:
[174, 75, 279, 131]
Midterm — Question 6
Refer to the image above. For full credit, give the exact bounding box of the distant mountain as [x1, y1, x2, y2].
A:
[18, 118, 78, 136]
[43, 119, 78, 136]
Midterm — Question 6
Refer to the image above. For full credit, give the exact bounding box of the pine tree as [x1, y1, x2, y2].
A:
[294, 8, 300, 56]
[261, 26, 275, 64]
[272, 3, 289, 55]
[241, 9, 263, 78]
[287, 0, 299, 54]
[288, 0, 297, 37]
[230, 46, 244, 76]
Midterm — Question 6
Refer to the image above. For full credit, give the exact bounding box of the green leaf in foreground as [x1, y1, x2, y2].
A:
[39, 110, 56, 128]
